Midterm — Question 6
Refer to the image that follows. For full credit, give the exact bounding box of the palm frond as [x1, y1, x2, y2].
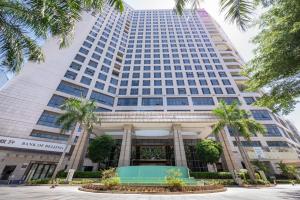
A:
[220, 0, 254, 31]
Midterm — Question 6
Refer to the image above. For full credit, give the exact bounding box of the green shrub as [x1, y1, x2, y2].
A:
[165, 169, 186, 191]
[190, 172, 232, 179]
[101, 168, 120, 189]
[70, 179, 97, 185]
[56, 170, 101, 178]
[102, 177, 120, 188]
[27, 179, 50, 184]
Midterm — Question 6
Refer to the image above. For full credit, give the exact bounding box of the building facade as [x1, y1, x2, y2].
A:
[0, 69, 8, 89]
[0, 4, 300, 182]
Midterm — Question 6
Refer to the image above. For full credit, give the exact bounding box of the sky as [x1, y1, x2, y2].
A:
[125, 0, 300, 130]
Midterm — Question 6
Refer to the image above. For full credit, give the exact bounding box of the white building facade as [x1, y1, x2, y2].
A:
[0, 4, 300, 182]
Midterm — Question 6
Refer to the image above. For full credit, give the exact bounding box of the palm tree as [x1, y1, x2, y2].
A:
[174, 0, 274, 31]
[50, 98, 100, 182]
[212, 101, 266, 182]
[0, 0, 124, 73]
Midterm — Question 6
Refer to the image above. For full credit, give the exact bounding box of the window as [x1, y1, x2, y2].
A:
[210, 79, 219, 85]
[70, 62, 81, 71]
[84, 68, 95, 76]
[37, 111, 61, 128]
[199, 79, 207, 85]
[190, 88, 198, 94]
[80, 76, 92, 85]
[217, 97, 240, 105]
[178, 88, 186, 95]
[120, 80, 128, 86]
[57, 81, 88, 97]
[119, 88, 127, 95]
[79, 47, 89, 55]
[117, 98, 138, 106]
[233, 141, 262, 147]
[266, 141, 289, 147]
[47, 95, 66, 108]
[222, 79, 231, 85]
[98, 73, 107, 81]
[132, 80, 139, 86]
[154, 80, 162, 86]
[64, 70, 77, 80]
[142, 98, 163, 106]
[214, 88, 223, 94]
[130, 88, 138, 95]
[226, 87, 235, 94]
[154, 88, 162, 95]
[166, 88, 174, 95]
[202, 88, 211, 94]
[108, 86, 116, 94]
[188, 80, 196, 85]
[244, 97, 255, 105]
[251, 110, 272, 120]
[88, 60, 98, 68]
[192, 97, 214, 105]
[142, 88, 150, 95]
[265, 125, 282, 137]
[74, 54, 85, 63]
[167, 97, 189, 105]
[30, 130, 68, 141]
[177, 80, 185, 86]
[90, 91, 114, 106]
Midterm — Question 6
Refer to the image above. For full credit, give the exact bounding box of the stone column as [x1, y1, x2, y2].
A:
[118, 124, 133, 166]
[216, 129, 239, 172]
[172, 124, 187, 167]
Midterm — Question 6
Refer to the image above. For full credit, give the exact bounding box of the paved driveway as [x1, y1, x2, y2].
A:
[0, 184, 299, 200]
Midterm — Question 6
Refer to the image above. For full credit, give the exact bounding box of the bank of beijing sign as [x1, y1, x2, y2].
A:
[0, 136, 68, 153]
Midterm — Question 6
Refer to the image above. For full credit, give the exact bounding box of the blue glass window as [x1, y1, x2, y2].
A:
[57, 81, 88, 97]
[142, 98, 163, 106]
[167, 97, 189, 105]
[192, 97, 214, 105]
[37, 111, 61, 128]
[90, 91, 114, 106]
[251, 110, 272, 120]
[117, 98, 138, 106]
[47, 95, 66, 108]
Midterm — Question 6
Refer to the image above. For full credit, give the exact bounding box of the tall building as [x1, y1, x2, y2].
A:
[0, 4, 299, 182]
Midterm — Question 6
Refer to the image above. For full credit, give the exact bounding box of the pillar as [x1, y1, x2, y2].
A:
[118, 124, 133, 166]
[172, 124, 187, 167]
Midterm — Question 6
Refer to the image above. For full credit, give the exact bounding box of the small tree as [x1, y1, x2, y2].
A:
[278, 161, 298, 179]
[87, 135, 115, 169]
[196, 139, 222, 165]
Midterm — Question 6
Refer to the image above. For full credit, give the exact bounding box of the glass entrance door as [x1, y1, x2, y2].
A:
[131, 139, 175, 166]
[25, 163, 56, 180]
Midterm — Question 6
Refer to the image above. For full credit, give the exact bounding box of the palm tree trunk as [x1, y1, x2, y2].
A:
[67, 126, 89, 171]
[234, 135, 256, 182]
[50, 128, 76, 183]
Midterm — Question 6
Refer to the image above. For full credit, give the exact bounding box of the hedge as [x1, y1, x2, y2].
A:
[190, 172, 232, 179]
[57, 171, 102, 178]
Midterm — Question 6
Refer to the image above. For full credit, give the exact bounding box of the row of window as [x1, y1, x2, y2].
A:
[232, 141, 289, 147]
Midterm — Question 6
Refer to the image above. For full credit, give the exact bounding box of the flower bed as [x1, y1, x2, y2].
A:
[80, 183, 225, 194]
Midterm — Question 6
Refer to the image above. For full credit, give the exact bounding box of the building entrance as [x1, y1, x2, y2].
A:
[131, 139, 175, 166]
[25, 162, 56, 181]
[0, 165, 16, 180]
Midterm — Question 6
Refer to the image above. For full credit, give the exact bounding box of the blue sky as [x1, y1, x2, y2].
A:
[125, 0, 300, 130]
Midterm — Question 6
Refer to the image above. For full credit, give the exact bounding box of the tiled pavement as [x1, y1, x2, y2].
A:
[0, 184, 299, 200]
